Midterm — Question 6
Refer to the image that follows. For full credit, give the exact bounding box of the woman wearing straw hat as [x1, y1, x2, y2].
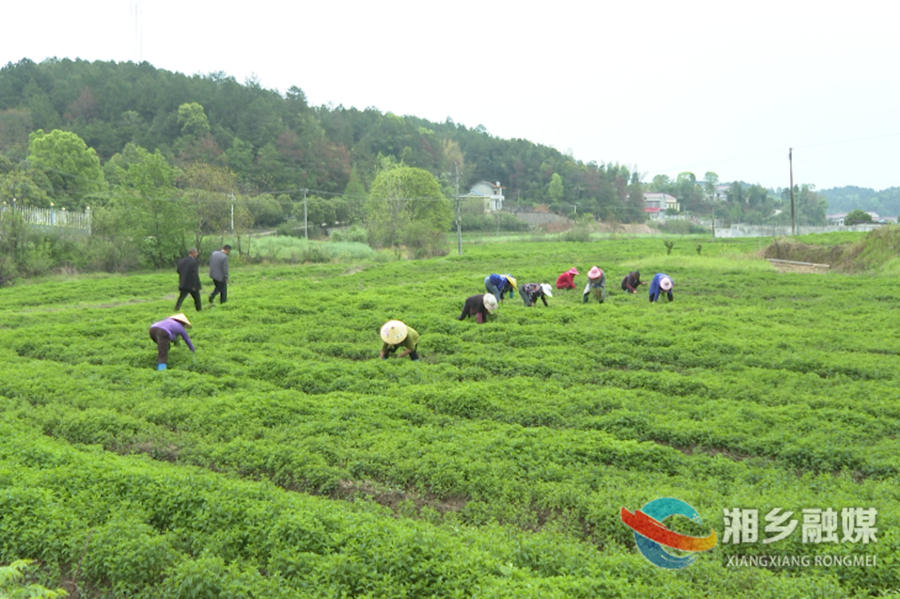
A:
[555, 267, 579, 290]
[484, 273, 517, 302]
[648, 273, 674, 302]
[379, 320, 420, 360]
[148, 313, 195, 370]
[582, 266, 607, 303]
[521, 283, 553, 307]
[458, 293, 499, 323]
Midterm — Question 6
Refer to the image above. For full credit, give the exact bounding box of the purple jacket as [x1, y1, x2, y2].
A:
[150, 318, 195, 351]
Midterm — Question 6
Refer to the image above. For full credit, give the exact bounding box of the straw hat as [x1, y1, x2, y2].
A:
[483, 294, 499, 313]
[540, 283, 553, 297]
[504, 275, 518, 291]
[567, 267, 579, 275]
[169, 313, 191, 327]
[587, 266, 603, 279]
[380, 320, 408, 344]
[660, 276, 673, 291]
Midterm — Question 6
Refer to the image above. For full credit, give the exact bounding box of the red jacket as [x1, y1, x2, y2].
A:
[556, 272, 576, 289]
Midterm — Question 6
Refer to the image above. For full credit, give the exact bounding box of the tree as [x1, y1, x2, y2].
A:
[844, 209, 873, 225]
[366, 165, 451, 257]
[105, 145, 191, 267]
[26, 128, 106, 209]
[548, 172, 564, 204]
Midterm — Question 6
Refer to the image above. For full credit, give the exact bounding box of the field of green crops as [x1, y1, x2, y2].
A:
[1, 234, 898, 598]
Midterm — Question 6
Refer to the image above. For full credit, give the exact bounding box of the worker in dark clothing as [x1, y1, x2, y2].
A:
[521, 283, 552, 307]
[621, 271, 644, 294]
[458, 293, 498, 323]
[174, 248, 202, 311]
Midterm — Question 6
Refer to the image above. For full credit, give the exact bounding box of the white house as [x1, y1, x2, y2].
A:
[462, 181, 504, 213]
[643, 192, 679, 220]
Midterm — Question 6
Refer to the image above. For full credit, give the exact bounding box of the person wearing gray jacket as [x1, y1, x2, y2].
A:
[208, 245, 231, 305]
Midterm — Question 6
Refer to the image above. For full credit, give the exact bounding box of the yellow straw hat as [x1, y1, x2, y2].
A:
[380, 320, 408, 344]
[169, 313, 191, 327]
[505, 275, 518, 291]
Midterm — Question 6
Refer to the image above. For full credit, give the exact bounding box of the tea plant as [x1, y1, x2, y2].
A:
[0, 233, 896, 597]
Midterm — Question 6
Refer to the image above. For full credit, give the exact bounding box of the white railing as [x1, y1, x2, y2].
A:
[714, 223, 881, 238]
[0, 203, 92, 234]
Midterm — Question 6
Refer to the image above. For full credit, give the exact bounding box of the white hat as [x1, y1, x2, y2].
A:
[660, 276, 673, 291]
[540, 283, 553, 297]
[483, 293, 499, 313]
[380, 320, 408, 344]
[169, 313, 191, 327]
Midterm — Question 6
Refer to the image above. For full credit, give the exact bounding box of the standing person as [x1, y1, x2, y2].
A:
[458, 293, 498, 323]
[582, 266, 607, 303]
[521, 283, 552, 307]
[484, 273, 517, 302]
[148, 313, 195, 370]
[621, 270, 644, 294]
[649, 273, 674, 302]
[174, 248, 202, 311]
[208, 244, 231, 305]
[556, 267, 579, 290]
[379, 320, 420, 361]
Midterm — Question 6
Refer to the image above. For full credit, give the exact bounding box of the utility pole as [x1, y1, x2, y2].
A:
[302, 188, 308, 240]
[789, 148, 796, 235]
[229, 191, 235, 233]
[455, 164, 462, 255]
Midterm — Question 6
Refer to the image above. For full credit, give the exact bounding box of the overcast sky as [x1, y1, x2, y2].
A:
[4, 0, 900, 190]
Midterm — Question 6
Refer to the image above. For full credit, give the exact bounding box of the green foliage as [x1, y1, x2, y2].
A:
[26, 129, 106, 210]
[0, 237, 897, 597]
[843, 209, 873, 225]
[655, 219, 710, 234]
[366, 165, 451, 256]
[0, 560, 67, 598]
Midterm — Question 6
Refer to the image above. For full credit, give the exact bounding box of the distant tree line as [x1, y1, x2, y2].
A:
[819, 186, 900, 217]
[0, 58, 836, 279]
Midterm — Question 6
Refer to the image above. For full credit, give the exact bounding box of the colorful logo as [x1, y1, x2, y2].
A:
[620, 497, 718, 569]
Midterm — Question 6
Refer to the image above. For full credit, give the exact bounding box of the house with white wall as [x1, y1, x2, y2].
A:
[461, 181, 504, 213]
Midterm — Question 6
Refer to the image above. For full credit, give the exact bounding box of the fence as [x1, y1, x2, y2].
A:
[0, 203, 92, 235]
[713, 223, 881, 238]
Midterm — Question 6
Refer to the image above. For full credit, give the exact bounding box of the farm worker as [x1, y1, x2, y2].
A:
[458, 293, 498, 323]
[556, 267, 579, 289]
[621, 270, 643, 294]
[174, 248, 202, 311]
[582, 266, 607, 303]
[649, 273, 674, 302]
[148, 313, 194, 371]
[521, 283, 552, 307]
[208, 244, 231, 305]
[484, 273, 517, 302]
[380, 320, 420, 361]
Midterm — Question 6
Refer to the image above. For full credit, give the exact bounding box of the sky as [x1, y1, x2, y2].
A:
[3, 0, 900, 191]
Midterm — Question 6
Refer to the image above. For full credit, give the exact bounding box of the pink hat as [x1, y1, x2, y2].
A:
[567, 267, 579, 275]
[587, 266, 603, 279]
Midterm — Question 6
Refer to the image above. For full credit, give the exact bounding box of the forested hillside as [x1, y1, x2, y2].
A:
[0, 58, 645, 221]
[819, 186, 900, 217]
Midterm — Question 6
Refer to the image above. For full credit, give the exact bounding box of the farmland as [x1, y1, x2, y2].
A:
[0, 233, 897, 598]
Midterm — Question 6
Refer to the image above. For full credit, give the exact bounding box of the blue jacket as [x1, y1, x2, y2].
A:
[486, 273, 515, 299]
[648, 273, 673, 302]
